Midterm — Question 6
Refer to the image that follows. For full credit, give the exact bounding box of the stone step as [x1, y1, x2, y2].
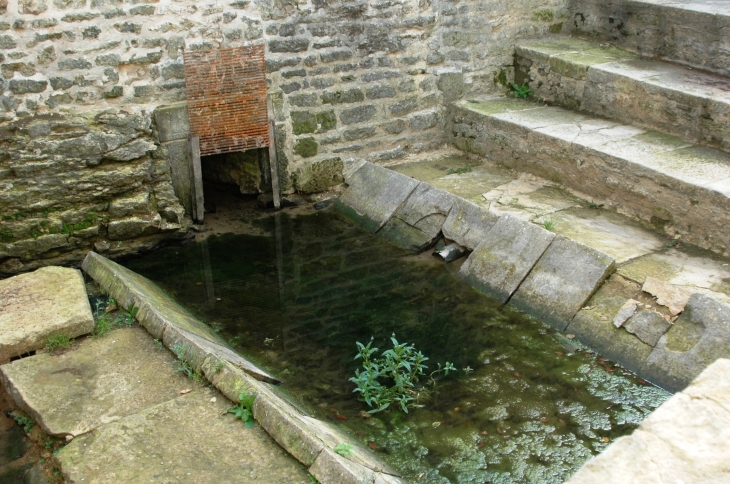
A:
[567, 0, 730, 76]
[515, 38, 730, 153]
[449, 96, 730, 256]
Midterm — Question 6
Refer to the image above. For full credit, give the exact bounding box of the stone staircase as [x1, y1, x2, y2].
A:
[449, 0, 730, 258]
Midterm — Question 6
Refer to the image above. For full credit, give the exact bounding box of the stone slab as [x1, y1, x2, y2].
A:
[565, 358, 730, 484]
[510, 235, 616, 331]
[154, 102, 189, 143]
[624, 310, 672, 347]
[0, 326, 190, 438]
[0, 266, 94, 363]
[379, 183, 460, 250]
[81, 252, 276, 383]
[642, 293, 730, 392]
[165, 139, 193, 218]
[56, 387, 311, 483]
[310, 448, 403, 484]
[441, 198, 499, 250]
[458, 214, 555, 303]
[567, 276, 655, 377]
[333, 162, 419, 233]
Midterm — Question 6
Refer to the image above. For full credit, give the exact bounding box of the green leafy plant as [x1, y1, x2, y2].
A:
[511, 81, 534, 99]
[45, 334, 71, 352]
[228, 392, 256, 428]
[113, 305, 138, 327]
[349, 334, 456, 414]
[13, 415, 35, 433]
[334, 443, 354, 456]
[308, 475, 320, 484]
[541, 218, 556, 231]
[446, 166, 473, 175]
[171, 344, 205, 383]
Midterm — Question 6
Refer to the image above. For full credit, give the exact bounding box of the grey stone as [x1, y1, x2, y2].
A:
[104, 138, 155, 161]
[128, 51, 162, 65]
[388, 96, 418, 116]
[62, 12, 99, 22]
[510, 235, 615, 331]
[343, 126, 376, 141]
[340, 105, 377, 125]
[437, 242, 468, 263]
[37, 45, 56, 65]
[95, 53, 121, 66]
[321, 88, 364, 104]
[115, 22, 142, 34]
[320, 49, 352, 63]
[281, 82, 301, 93]
[441, 198, 499, 250]
[310, 448, 406, 484]
[266, 57, 301, 73]
[101, 86, 123, 98]
[154, 103, 189, 142]
[19, 0, 47, 14]
[288, 93, 319, 107]
[437, 70, 464, 103]
[269, 38, 309, 53]
[333, 162, 419, 233]
[409, 110, 439, 130]
[82, 25, 101, 39]
[459, 214, 555, 304]
[366, 84, 397, 99]
[643, 293, 730, 392]
[129, 5, 155, 15]
[382, 119, 406, 134]
[281, 68, 306, 78]
[8, 79, 47, 94]
[107, 214, 161, 240]
[58, 58, 92, 70]
[0, 267, 94, 363]
[108, 192, 150, 218]
[624, 310, 672, 347]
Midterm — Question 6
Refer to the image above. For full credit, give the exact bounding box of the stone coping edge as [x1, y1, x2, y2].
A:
[81, 251, 404, 484]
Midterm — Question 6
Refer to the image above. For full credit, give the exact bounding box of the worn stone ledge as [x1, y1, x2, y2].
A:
[333, 162, 419, 233]
[81, 251, 403, 483]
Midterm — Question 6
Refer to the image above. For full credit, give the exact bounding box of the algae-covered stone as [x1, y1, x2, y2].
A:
[294, 137, 318, 158]
[292, 157, 344, 193]
[0, 326, 190, 437]
[56, 388, 311, 483]
[510, 235, 615, 331]
[441, 198, 499, 250]
[107, 214, 161, 240]
[0, 266, 94, 363]
[458, 214, 554, 303]
[642, 293, 730, 392]
[333, 162, 419, 233]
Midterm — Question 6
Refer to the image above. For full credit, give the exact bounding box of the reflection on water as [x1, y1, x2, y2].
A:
[126, 209, 670, 483]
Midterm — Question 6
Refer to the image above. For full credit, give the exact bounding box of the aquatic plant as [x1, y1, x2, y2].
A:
[350, 334, 456, 414]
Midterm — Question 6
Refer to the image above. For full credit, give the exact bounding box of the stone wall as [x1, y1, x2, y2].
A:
[1, 0, 568, 273]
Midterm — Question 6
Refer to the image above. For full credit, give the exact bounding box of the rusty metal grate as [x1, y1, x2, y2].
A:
[183, 45, 269, 157]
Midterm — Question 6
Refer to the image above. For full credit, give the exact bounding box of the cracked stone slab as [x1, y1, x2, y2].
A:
[510, 235, 616, 331]
[0, 326, 191, 438]
[642, 276, 692, 316]
[643, 293, 730, 392]
[458, 214, 554, 303]
[56, 387, 311, 483]
[0, 266, 94, 363]
[378, 183, 459, 250]
[565, 358, 730, 484]
[481, 173, 582, 221]
[333, 162, 419, 233]
[441, 198, 499, 250]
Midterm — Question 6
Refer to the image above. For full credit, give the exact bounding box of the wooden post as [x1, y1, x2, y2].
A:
[268, 102, 281, 210]
[187, 134, 205, 223]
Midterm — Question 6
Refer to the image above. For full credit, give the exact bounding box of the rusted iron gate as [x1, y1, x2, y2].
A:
[183, 45, 280, 220]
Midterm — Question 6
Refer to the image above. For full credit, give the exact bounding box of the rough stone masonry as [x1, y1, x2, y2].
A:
[0, 0, 569, 275]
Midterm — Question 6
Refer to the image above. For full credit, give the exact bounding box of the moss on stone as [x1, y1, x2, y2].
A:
[293, 137, 318, 158]
[316, 110, 336, 132]
[291, 111, 317, 135]
[532, 9, 554, 22]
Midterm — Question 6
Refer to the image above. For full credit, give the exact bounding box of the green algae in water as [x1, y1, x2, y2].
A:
[125, 210, 670, 483]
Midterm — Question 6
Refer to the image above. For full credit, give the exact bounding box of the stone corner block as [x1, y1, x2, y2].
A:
[441, 198, 499, 250]
[642, 293, 730, 392]
[458, 215, 554, 303]
[154, 102, 190, 142]
[510, 235, 616, 331]
[309, 448, 406, 484]
[0, 266, 94, 363]
[333, 162, 419, 233]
